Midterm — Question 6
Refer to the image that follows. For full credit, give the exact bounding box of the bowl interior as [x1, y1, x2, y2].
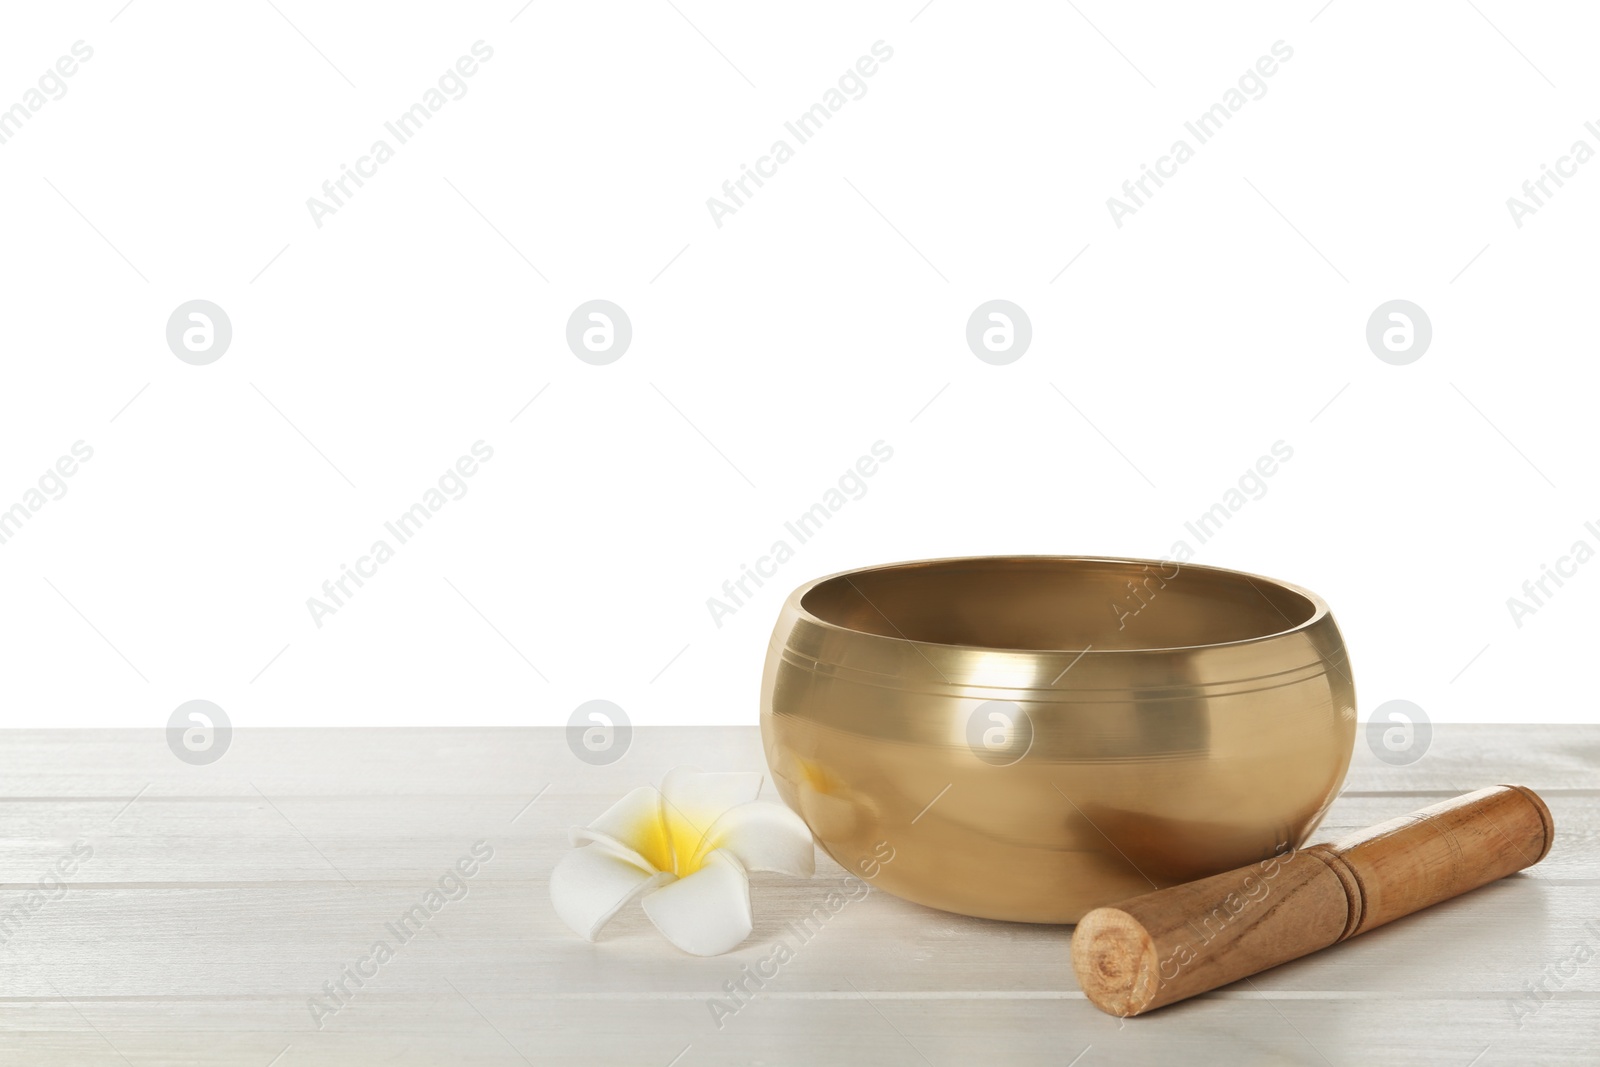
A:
[800, 557, 1317, 653]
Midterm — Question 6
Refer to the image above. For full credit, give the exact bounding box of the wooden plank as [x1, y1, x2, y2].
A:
[0, 724, 1594, 796]
[0, 725, 1593, 1065]
[0, 995, 1595, 1066]
[0, 791, 1595, 884]
[2, 873, 1596, 998]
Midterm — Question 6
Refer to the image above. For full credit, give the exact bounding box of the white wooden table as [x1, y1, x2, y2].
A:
[1, 725, 1594, 1065]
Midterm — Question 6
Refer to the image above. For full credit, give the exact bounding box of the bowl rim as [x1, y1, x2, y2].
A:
[785, 554, 1334, 657]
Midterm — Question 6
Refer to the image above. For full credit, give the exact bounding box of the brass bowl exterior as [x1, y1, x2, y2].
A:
[759, 556, 1356, 924]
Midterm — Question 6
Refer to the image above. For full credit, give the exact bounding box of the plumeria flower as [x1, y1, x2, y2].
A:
[550, 766, 816, 956]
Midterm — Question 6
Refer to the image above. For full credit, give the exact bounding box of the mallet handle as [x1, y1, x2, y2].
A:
[1070, 785, 1554, 1016]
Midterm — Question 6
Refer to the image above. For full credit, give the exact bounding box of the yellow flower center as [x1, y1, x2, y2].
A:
[631, 805, 717, 876]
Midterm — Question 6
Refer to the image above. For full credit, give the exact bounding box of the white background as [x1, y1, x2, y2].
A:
[1, 0, 1595, 729]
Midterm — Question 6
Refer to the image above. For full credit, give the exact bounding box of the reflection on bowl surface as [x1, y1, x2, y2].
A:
[760, 556, 1355, 923]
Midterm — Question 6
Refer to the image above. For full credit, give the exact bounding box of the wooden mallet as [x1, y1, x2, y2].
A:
[1070, 785, 1555, 1016]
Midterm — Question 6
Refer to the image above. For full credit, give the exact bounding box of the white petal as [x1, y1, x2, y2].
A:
[567, 827, 655, 874]
[691, 801, 815, 877]
[639, 849, 752, 956]
[659, 766, 764, 844]
[569, 785, 671, 872]
[550, 846, 674, 941]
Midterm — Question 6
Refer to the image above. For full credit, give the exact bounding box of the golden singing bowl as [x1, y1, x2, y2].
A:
[760, 556, 1356, 923]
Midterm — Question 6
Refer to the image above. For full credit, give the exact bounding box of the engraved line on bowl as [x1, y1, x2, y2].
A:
[1049, 644, 1094, 685]
[1242, 574, 1351, 687]
[780, 640, 1347, 678]
[780, 645, 1346, 700]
